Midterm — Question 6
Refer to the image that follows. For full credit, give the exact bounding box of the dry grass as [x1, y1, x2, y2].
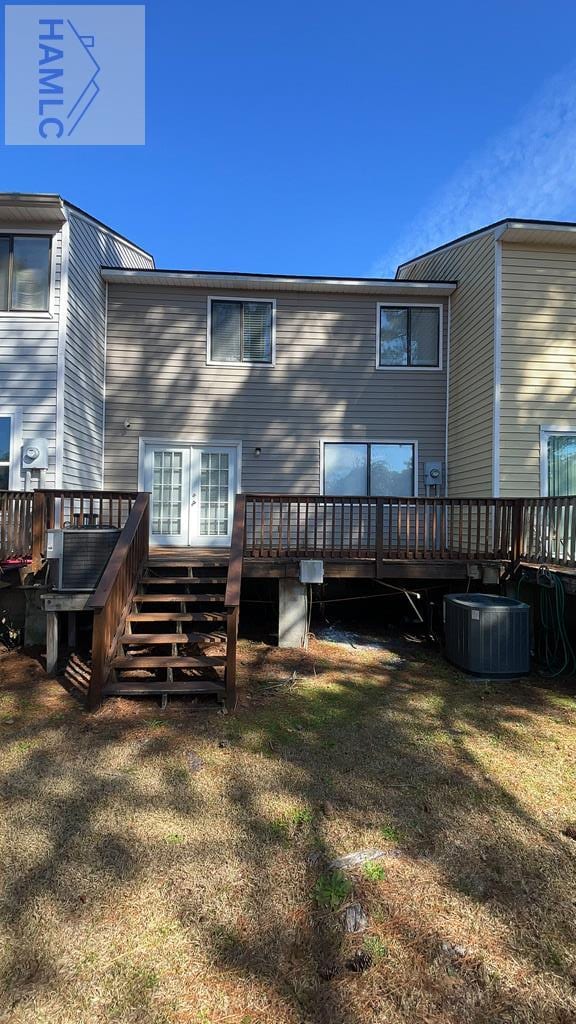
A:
[0, 634, 575, 1024]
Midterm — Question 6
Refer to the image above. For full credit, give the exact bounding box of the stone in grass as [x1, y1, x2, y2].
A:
[441, 941, 471, 959]
[186, 751, 204, 773]
[342, 902, 368, 933]
[329, 848, 400, 872]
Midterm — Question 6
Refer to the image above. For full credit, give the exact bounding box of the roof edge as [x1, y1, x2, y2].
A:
[102, 266, 457, 293]
[396, 216, 576, 276]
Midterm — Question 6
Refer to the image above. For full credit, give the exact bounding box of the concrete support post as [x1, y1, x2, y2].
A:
[46, 612, 59, 674]
[278, 579, 308, 649]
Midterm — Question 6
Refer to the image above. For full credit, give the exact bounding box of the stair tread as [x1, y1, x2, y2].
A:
[120, 632, 224, 644]
[128, 612, 227, 622]
[112, 655, 226, 668]
[146, 560, 228, 568]
[142, 577, 226, 585]
[134, 594, 225, 603]
[104, 679, 225, 696]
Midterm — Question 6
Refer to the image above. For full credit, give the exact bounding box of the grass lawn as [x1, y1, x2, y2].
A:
[0, 634, 575, 1024]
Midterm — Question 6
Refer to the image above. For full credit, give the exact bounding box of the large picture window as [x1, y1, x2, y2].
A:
[323, 442, 415, 496]
[0, 417, 12, 488]
[544, 431, 576, 496]
[0, 236, 51, 312]
[209, 298, 274, 364]
[378, 305, 440, 367]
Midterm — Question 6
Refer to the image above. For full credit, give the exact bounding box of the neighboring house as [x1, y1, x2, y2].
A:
[0, 193, 153, 491]
[397, 219, 576, 499]
[101, 269, 454, 546]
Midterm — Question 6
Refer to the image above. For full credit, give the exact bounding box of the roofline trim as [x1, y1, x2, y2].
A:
[101, 266, 457, 293]
[396, 216, 576, 275]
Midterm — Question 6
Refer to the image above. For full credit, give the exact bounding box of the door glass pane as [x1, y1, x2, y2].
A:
[410, 308, 439, 366]
[0, 466, 8, 488]
[151, 450, 184, 535]
[0, 238, 9, 310]
[199, 451, 230, 536]
[548, 435, 576, 496]
[0, 418, 11, 463]
[11, 237, 51, 311]
[211, 301, 242, 362]
[371, 444, 414, 496]
[379, 308, 408, 366]
[324, 443, 368, 495]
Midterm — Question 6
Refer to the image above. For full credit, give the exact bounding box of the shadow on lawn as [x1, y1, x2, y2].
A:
[0, 646, 575, 1023]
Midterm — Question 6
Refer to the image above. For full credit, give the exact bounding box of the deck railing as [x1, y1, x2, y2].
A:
[86, 493, 150, 710]
[0, 491, 34, 562]
[518, 496, 576, 567]
[244, 495, 520, 564]
[224, 494, 246, 710]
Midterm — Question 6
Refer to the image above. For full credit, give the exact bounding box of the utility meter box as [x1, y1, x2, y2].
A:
[299, 560, 324, 584]
[424, 461, 443, 487]
[22, 438, 49, 471]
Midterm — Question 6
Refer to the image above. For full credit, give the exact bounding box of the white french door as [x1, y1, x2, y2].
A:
[142, 443, 237, 547]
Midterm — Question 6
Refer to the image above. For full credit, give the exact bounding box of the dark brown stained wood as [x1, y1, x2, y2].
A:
[119, 633, 219, 644]
[104, 679, 225, 695]
[0, 492, 33, 562]
[134, 593, 225, 603]
[142, 576, 226, 585]
[128, 611, 227, 621]
[225, 494, 246, 610]
[111, 655, 226, 669]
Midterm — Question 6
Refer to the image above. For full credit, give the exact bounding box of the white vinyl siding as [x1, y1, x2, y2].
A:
[103, 286, 448, 495]
[398, 233, 496, 496]
[0, 225, 63, 486]
[62, 209, 153, 488]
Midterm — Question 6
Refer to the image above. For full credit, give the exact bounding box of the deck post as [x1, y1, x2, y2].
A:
[278, 579, 308, 648]
[46, 611, 59, 674]
[31, 489, 46, 570]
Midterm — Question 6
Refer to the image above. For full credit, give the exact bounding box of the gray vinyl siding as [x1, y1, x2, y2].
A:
[0, 225, 63, 488]
[398, 233, 496, 496]
[62, 209, 153, 489]
[103, 286, 448, 495]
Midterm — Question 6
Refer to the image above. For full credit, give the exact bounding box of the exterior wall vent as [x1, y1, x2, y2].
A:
[443, 593, 530, 677]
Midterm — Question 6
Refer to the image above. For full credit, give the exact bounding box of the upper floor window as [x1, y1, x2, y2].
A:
[378, 305, 440, 368]
[0, 235, 51, 312]
[209, 298, 274, 364]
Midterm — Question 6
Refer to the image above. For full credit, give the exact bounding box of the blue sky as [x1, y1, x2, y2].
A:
[2, 0, 576, 275]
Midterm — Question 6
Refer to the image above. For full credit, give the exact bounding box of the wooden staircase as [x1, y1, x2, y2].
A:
[103, 559, 230, 703]
[87, 495, 245, 711]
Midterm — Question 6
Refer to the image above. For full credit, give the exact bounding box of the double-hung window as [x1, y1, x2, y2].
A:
[0, 235, 51, 312]
[378, 305, 440, 367]
[0, 417, 12, 488]
[209, 298, 274, 364]
[323, 442, 416, 496]
[542, 429, 576, 496]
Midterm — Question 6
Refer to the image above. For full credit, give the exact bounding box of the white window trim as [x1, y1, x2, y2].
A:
[539, 425, 576, 496]
[320, 438, 419, 497]
[375, 302, 443, 371]
[0, 227, 57, 320]
[206, 296, 276, 367]
[137, 437, 243, 493]
[0, 407, 23, 489]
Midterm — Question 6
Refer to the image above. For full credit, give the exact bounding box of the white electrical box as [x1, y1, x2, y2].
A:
[299, 560, 324, 584]
[22, 438, 49, 471]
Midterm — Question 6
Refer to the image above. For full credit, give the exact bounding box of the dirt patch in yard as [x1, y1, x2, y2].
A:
[0, 638, 575, 1024]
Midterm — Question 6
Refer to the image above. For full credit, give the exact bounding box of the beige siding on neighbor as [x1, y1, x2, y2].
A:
[500, 243, 576, 496]
[398, 233, 496, 495]
[103, 286, 449, 495]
